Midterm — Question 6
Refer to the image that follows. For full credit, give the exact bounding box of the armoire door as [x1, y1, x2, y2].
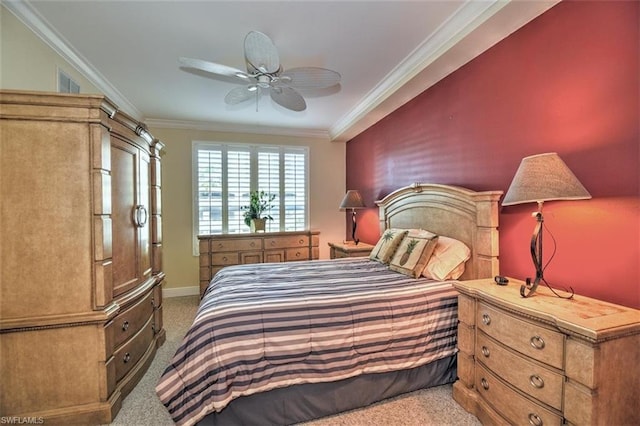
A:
[111, 136, 152, 297]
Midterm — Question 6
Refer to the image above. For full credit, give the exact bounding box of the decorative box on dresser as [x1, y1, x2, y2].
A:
[198, 230, 319, 296]
[0, 91, 165, 423]
[452, 278, 640, 426]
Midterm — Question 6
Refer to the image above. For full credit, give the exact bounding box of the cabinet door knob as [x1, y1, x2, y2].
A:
[123, 352, 131, 363]
[530, 335, 545, 349]
[482, 313, 491, 325]
[530, 374, 545, 389]
[481, 346, 490, 357]
[122, 321, 129, 331]
[528, 413, 543, 426]
[480, 378, 489, 390]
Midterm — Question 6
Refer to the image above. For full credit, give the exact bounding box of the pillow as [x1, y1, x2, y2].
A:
[369, 228, 408, 264]
[422, 236, 471, 280]
[389, 230, 439, 278]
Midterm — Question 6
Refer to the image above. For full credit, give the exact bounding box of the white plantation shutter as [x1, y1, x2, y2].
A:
[258, 150, 280, 233]
[193, 142, 308, 253]
[196, 149, 223, 234]
[226, 149, 251, 234]
[284, 151, 306, 231]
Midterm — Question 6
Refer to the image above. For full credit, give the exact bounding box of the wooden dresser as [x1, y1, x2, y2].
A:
[0, 91, 165, 423]
[453, 278, 640, 426]
[198, 230, 320, 296]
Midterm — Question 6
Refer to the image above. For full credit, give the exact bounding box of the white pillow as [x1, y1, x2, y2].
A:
[422, 236, 471, 280]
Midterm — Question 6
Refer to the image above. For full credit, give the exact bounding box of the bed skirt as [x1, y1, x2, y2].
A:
[197, 354, 457, 426]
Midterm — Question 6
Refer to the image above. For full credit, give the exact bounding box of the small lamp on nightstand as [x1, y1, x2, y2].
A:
[339, 190, 365, 245]
[503, 152, 591, 298]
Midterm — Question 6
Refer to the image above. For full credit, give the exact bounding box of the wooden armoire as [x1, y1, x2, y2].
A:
[0, 90, 165, 423]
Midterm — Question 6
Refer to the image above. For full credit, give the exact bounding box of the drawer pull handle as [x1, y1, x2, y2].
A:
[218, 243, 224, 248]
[122, 321, 129, 331]
[528, 413, 543, 426]
[480, 378, 489, 390]
[530, 335, 545, 350]
[530, 374, 545, 388]
[222, 256, 228, 261]
[123, 352, 131, 363]
[271, 241, 276, 246]
[251, 242, 256, 247]
[482, 313, 491, 325]
[481, 346, 490, 357]
[299, 239, 304, 244]
[296, 252, 300, 257]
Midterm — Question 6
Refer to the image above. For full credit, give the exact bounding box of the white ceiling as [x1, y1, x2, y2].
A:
[7, 1, 557, 141]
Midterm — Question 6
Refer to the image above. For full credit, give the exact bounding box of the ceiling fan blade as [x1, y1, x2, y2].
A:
[179, 57, 251, 81]
[224, 86, 257, 105]
[280, 67, 341, 89]
[270, 86, 306, 112]
[244, 31, 280, 73]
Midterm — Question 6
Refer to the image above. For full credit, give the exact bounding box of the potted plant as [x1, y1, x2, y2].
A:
[242, 190, 275, 232]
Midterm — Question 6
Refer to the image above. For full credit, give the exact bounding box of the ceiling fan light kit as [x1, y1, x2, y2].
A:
[179, 31, 341, 112]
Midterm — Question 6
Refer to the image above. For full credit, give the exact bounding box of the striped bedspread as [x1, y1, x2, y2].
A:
[156, 257, 459, 426]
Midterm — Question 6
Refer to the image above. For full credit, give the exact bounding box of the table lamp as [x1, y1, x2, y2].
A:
[502, 153, 591, 298]
[340, 190, 365, 244]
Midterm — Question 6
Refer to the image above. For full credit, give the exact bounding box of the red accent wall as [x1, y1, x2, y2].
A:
[346, 1, 640, 309]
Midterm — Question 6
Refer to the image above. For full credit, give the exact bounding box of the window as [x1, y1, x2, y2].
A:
[193, 142, 308, 252]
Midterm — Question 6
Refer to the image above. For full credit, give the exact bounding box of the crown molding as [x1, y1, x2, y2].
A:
[145, 118, 332, 140]
[4, 0, 143, 120]
[329, 0, 508, 142]
[329, 0, 559, 142]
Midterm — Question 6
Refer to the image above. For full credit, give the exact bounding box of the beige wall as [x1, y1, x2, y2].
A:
[1, 6, 98, 93]
[150, 127, 346, 292]
[3, 7, 347, 293]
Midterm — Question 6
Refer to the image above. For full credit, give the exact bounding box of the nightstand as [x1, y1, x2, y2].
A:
[452, 278, 640, 426]
[328, 241, 374, 259]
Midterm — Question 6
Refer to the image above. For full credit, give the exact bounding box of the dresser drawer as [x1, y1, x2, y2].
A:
[212, 252, 240, 266]
[476, 331, 563, 410]
[477, 302, 565, 369]
[286, 247, 309, 261]
[114, 315, 155, 382]
[113, 290, 154, 348]
[212, 238, 261, 252]
[476, 363, 562, 426]
[265, 235, 309, 249]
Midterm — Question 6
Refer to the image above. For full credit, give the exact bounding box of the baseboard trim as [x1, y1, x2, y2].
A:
[163, 286, 199, 298]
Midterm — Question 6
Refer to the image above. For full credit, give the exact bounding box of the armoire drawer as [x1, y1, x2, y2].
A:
[113, 291, 154, 348]
[476, 363, 562, 426]
[114, 315, 155, 382]
[477, 302, 564, 369]
[476, 331, 563, 410]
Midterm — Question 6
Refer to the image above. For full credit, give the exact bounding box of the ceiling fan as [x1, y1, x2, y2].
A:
[179, 31, 341, 112]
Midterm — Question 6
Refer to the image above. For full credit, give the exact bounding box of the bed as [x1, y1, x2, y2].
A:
[156, 183, 502, 426]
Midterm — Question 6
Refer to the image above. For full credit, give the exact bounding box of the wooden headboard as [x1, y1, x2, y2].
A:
[376, 183, 502, 280]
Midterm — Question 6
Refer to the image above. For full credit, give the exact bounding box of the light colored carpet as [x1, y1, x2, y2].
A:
[108, 295, 481, 426]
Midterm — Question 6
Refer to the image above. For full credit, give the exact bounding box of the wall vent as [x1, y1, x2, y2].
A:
[58, 69, 80, 93]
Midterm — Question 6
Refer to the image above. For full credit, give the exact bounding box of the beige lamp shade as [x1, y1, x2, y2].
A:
[503, 153, 591, 206]
[339, 190, 365, 209]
